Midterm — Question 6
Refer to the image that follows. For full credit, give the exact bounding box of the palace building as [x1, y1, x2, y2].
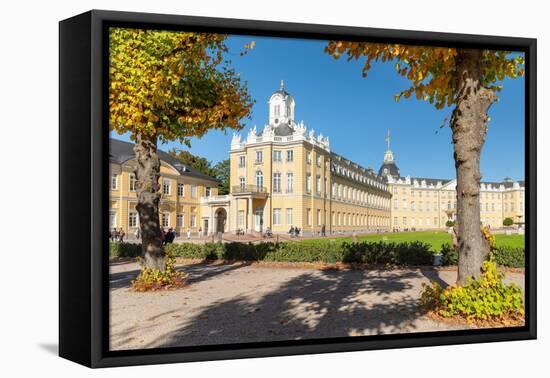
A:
[109, 81, 525, 237]
[379, 131, 526, 231]
[109, 138, 220, 236]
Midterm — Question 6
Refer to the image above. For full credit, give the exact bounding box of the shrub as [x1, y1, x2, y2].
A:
[340, 241, 433, 265]
[503, 217, 514, 227]
[493, 246, 524, 268]
[421, 257, 524, 321]
[110, 242, 141, 257]
[445, 220, 455, 228]
[113, 240, 437, 266]
[440, 243, 458, 266]
[439, 243, 524, 268]
[131, 251, 187, 291]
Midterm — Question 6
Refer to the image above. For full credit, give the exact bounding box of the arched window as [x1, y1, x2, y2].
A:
[256, 170, 263, 189]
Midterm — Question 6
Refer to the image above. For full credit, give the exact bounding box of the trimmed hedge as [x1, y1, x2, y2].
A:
[439, 243, 524, 268]
[111, 240, 434, 265]
[493, 246, 525, 268]
[110, 242, 141, 257]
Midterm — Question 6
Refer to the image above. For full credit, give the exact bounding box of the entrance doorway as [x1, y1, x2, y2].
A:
[203, 219, 209, 235]
[215, 208, 227, 234]
[254, 208, 264, 232]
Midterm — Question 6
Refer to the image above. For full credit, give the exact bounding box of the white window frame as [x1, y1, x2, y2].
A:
[129, 173, 136, 192]
[286, 172, 294, 193]
[111, 174, 118, 190]
[161, 212, 170, 228]
[273, 208, 281, 225]
[128, 211, 138, 228]
[286, 150, 294, 162]
[177, 183, 185, 197]
[286, 208, 293, 225]
[163, 179, 171, 195]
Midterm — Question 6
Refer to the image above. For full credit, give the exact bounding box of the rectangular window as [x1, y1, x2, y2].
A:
[111, 174, 118, 190]
[239, 176, 246, 189]
[394, 217, 398, 226]
[177, 183, 185, 197]
[316, 175, 321, 194]
[434, 217, 438, 226]
[394, 199, 398, 210]
[273, 150, 282, 162]
[491, 203, 495, 212]
[191, 185, 197, 198]
[273, 173, 281, 193]
[316, 155, 321, 167]
[190, 213, 197, 227]
[402, 198, 407, 210]
[161, 212, 170, 228]
[128, 211, 138, 228]
[162, 179, 171, 195]
[238, 210, 244, 226]
[239, 155, 246, 167]
[109, 210, 117, 228]
[286, 208, 293, 225]
[307, 208, 312, 226]
[255, 150, 263, 163]
[403, 216, 407, 225]
[306, 151, 312, 164]
[176, 214, 184, 228]
[205, 187, 211, 197]
[306, 173, 311, 193]
[273, 208, 281, 225]
[434, 201, 438, 211]
[286, 172, 293, 193]
[129, 174, 136, 192]
[411, 201, 415, 211]
[317, 209, 321, 225]
[286, 150, 294, 162]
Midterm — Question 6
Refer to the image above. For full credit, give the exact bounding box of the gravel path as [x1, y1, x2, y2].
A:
[109, 261, 524, 351]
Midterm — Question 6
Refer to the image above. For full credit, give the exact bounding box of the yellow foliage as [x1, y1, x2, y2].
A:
[324, 42, 525, 110]
[109, 28, 254, 144]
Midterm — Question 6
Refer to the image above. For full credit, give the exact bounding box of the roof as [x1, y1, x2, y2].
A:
[378, 161, 401, 179]
[271, 89, 292, 98]
[109, 138, 219, 183]
[273, 123, 295, 136]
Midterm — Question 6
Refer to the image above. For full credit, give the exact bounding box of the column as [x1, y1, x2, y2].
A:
[233, 198, 239, 232]
[248, 197, 253, 233]
[209, 206, 214, 235]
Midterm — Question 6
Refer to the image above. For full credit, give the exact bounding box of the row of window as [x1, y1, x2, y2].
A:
[239, 150, 295, 167]
[110, 173, 210, 198]
[332, 183, 389, 208]
[109, 210, 198, 229]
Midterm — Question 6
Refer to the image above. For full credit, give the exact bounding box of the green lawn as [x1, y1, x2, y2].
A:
[300, 231, 524, 252]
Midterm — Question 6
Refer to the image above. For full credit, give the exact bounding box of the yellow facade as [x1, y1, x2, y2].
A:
[109, 84, 525, 239]
[109, 141, 219, 238]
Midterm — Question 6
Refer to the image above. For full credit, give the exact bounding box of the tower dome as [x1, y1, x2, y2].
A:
[378, 129, 400, 179]
[268, 80, 295, 127]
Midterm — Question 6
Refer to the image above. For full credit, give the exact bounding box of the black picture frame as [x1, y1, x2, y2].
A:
[59, 9, 537, 368]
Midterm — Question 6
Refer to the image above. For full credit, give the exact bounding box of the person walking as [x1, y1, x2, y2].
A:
[118, 228, 125, 242]
[321, 224, 326, 237]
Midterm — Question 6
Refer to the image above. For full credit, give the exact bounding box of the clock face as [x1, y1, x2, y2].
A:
[384, 168, 388, 174]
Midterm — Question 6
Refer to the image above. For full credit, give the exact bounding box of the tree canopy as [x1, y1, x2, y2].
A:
[325, 42, 524, 109]
[109, 28, 254, 144]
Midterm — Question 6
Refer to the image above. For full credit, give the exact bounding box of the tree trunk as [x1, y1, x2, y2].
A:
[451, 49, 497, 285]
[134, 133, 166, 271]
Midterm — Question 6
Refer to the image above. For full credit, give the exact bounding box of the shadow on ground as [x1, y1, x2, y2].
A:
[143, 268, 428, 348]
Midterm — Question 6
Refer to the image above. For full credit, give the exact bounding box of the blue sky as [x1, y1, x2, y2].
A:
[111, 34, 525, 182]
